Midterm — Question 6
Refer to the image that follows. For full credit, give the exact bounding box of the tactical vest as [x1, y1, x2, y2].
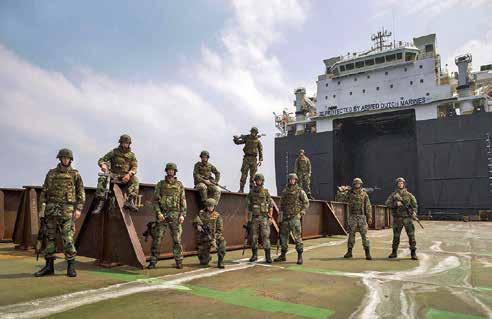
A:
[198, 210, 219, 233]
[111, 148, 134, 175]
[348, 190, 366, 215]
[297, 158, 310, 172]
[46, 167, 77, 203]
[249, 187, 270, 215]
[194, 162, 212, 183]
[243, 136, 260, 156]
[392, 190, 412, 217]
[158, 179, 183, 212]
[281, 186, 302, 217]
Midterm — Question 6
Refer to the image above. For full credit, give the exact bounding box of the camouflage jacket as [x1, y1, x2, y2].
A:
[294, 156, 311, 175]
[39, 164, 85, 211]
[153, 177, 187, 218]
[246, 186, 272, 217]
[280, 184, 309, 217]
[98, 146, 138, 176]
[385, 189, 417, 217]
[193, 161, 220, 185]
[234, 135, 263, 161]
[338, 189, 371, 219]
[193, 210, 224, 239]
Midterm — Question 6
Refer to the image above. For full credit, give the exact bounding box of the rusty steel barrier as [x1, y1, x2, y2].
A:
[13, 183, 348, 268]
[372, 205, 389, 230]
[0, 188, 24, 241]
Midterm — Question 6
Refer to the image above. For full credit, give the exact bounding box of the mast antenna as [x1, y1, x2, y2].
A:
[371, 27, 392, 52]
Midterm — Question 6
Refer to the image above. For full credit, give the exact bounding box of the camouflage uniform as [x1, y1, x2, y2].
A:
[294, 150, 312, 199]
[193, 199, 226, 268]
[193, 152, 221, 206]
[337, 178, 372, 259]
[96, 146, 139, 199]
[385, 178, 418, 259]
[234, 128, 263, 192]
[275, 174, 309, 264]
[149, 172, 187, 268]
[246, 174, 272, 263]
[35, 149, 85, 278]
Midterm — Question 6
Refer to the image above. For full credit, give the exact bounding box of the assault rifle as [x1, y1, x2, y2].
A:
[35, 203, 47, 261]
[233, 133, 266, 144]
[338, 185, 381, 194]
[142, 221, 157, 241]
[209, 177, 232, 193]
[242, 221, 251, 255]
[393, 194, 424, 229]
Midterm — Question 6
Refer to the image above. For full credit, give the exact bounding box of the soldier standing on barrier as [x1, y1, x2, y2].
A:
[385, 177, 419, 260]
[193, 150, 221, 207]
[337, 178, 373, 260]
[93, 134, 139, 213]
[34, 149, 85, 278]
[233, 127, 263, 193]
[147, 163, 187, 269]
[274, 173, 309, 265]
[294, 149, 313, 199]
[193, 198, 226, 269]
[246, 173, 273, 263]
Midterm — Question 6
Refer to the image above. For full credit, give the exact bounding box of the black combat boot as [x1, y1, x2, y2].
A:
[147, 260, 157, 269]
[343, 248, 353, 258]
[274, 251, 287, 262]
[249, 248, 258, 262]
[34, 257, 55, 277]
[124, 196, 139, 212]
[388, 248, 398, 259]
[238, 183, 245, 193]
[296, 251, 303, 265]
[217, 255, 225, 269]
[410, 249, 418, 260]
[176, 260, 183, 269]
[92, 198, 105, 215]
[365, 247, 372, 260]
[264, 249, 272, 264]
[67, 259, 77, 277]
[199, 256, 211, 266]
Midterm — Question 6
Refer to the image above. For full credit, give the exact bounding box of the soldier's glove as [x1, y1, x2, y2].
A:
[197, 225, 204, 233]
[157, 213, 165, 222]
[301, 210, 306, 216]
[396, 201, 403, 207]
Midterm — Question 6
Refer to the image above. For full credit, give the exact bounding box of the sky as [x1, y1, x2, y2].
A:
[0, 0, 491, 193]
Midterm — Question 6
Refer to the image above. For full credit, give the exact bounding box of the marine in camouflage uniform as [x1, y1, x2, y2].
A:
[34, 149, 85, 278]
[233, 127, 263, 193]
[93, 134, 139, 214]
[337, 178, 373, 260]
[274, 173, 309, 265]
[193, 198, 226, 269]
[246, 173, 273, 263]
[385, 177, 418, 260]
[193, 150, 221, 206]
[147, 163, 187, 269]
[294, 149, 313, 199]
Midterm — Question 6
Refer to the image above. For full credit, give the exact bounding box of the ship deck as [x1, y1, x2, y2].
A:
[0, 221, 491, 318]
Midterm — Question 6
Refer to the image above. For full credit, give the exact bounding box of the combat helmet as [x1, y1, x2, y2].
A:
[250, 127, 259, 134]
[288, 173, 299, 181]
[200, 150, 210, 158]
[299, 149, 305, 155]
[165, 162, 178, 172]
[56, 148, 73, 160]
[205, 198, 216, 208]
[254, 173, 265, 181]
[352, 177, 363, 185]
[118, 134, 132, 144]
[395, 177, 406, 184]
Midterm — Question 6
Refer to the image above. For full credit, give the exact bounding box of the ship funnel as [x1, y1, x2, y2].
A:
[294, 87, 306, 134]
[455, 53, 474, 114]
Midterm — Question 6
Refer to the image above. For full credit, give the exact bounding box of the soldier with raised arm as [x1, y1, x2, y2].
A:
[34, 149, 85, 278]
[233, 127, 263, 193]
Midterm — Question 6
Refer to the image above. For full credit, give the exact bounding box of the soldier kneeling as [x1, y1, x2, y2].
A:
[193, 199, 226, 269]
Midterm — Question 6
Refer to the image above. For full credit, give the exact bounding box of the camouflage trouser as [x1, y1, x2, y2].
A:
[196, 233, 226, 264]
[195, 183, 221, 205]
[347, 214, 370, 249]
[279, 214, 303, 253]
[44, 203, 76, 260]
[251, 214, 271, 250]
[392, 216, 416, 250]
[150, 216, 183, 262]
[240, 155, 258, 188]
[96, 174, 139, 198]
[298, 173, 311, 197]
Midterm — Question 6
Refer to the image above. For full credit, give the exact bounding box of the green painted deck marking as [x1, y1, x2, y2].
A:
[89, 268, 147, 282]
[476, 287, 492, 293]
[426, 308, 485, 319]
[185, 285, 334, 319]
